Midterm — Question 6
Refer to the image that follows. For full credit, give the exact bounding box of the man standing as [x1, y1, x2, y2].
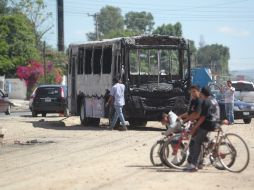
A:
[106, 77, 127, 131]
[184, 87, 220, 171]
[224, 80, 235, 125]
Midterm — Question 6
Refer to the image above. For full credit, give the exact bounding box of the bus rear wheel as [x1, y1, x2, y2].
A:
[128, 119, 147, 128]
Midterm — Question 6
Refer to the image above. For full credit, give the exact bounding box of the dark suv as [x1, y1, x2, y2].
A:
[29, 85, 68, 117]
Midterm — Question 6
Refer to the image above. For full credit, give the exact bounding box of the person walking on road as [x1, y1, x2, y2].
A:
[106, 77, 127, 131]
[224, 80, 235, 125]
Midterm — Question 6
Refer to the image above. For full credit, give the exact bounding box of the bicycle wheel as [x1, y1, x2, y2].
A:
[161, 139, 187, 169]
[217, 133, 250, 173]
[150, 140, 165, 166]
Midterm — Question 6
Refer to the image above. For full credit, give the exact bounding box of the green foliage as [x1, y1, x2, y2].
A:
[197, 44, 230, 75]
[97, 5, 124, 37]
[153, 22, 182, 37]
[0, 13, 40, 76]
[103, 29, 138, 39]
[0, 0, 9, 14]
[125, 11, 154, 34]
[45, 47, 68, 75]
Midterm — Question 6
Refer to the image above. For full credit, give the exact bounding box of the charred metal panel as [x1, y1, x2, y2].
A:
[76, 74, 112, 97]
[85, 97, 104, 118]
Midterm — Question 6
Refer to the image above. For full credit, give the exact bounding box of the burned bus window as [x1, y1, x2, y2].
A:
[93, 48, 102, 74]
[129, 49, 158, 75]
[78, 48, 84, 74]
[85, 49, 92, 74]
[103, 47, 112, 74]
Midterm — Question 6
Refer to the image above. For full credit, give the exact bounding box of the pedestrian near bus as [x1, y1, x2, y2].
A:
[106, 77, 128, 131]
[224, 80, 235, 125]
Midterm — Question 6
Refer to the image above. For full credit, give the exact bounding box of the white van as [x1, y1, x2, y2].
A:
[232, 81, 254, 103]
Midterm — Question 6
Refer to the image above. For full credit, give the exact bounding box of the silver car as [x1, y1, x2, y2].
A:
[232, 81, 254, 103]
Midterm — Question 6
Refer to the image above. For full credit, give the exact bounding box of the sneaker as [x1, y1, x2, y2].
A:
[183, 163, 197, 172]
[119, 126, 128, 131]
[171, 155, 180, 165]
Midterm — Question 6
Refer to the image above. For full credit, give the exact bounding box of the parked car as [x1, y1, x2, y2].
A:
[212, 90, 254, 124]
[232, 81, 254, 103]
[29, 85, 68, 117]
[0, 89, 11, 115]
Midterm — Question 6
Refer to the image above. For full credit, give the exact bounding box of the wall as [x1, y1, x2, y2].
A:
[5, 79, 27, 100]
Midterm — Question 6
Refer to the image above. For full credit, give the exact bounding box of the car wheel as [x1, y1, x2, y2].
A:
[243, 118, 251, 124]
[32, 111, 38, 117]
[42, 113, 46, 117]
[5, 105, 11, 115]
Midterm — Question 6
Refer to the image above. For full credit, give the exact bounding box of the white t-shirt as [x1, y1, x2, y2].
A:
[163, 111, 182, 136]
[224, 87, 235, 103]
[110, 83, 125, 106]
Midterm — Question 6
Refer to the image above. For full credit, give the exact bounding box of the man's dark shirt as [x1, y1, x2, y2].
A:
[187, 98, 202, 115]
[200, 97, 220, 131]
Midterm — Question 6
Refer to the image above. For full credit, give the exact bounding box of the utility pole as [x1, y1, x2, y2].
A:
[43, 41, 47, 83]
[57, 0, 64, 51]
[87, 13, 99, 40]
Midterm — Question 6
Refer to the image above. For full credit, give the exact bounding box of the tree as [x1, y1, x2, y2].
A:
[153, 22, 182, 37]
[0, 0, 9, 14]
[0, 13, 40, 76]
[87, 5, 124, 40]
[124, 11, 154, 34]
[16, 60, 43, 96]
[102, 29, 138, 39]
[197, 44, 230, 75]
[11, 0, 53, 49]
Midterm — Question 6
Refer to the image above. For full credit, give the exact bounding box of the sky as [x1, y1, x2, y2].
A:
[43, 0, 254, 71]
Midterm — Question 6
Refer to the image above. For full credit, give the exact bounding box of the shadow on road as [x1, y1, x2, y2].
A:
[25, 119, 164, 132]
[126, 164, 221, 173]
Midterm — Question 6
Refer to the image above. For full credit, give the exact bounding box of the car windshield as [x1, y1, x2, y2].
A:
[232, 83, 254, 91]
[36, 87, 60, 98]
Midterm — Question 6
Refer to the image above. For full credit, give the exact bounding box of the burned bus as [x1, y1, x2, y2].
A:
[68, 35, 191, 126]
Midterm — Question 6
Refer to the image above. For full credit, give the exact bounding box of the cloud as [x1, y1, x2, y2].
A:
[218, 26, 250, 37]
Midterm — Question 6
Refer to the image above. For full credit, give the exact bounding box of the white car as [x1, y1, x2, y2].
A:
[232, 81, 254, 103]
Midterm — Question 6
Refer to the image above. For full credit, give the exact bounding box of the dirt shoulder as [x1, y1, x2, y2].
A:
[0, 115, 253, 190]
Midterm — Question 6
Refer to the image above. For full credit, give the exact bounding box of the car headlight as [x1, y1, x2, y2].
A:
[251, 106, 254, 110]
[234, 106, 240, 111]
[238, 105, 247, 110]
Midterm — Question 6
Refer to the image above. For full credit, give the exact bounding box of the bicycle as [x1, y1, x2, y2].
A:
[150, 136, 168, 167]
[162, 125, 250, 173]
[150, 120, 191, 167]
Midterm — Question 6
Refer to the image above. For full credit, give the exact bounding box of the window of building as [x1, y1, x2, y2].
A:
[102, 47, 112, 74]
[85, 49, 92, 74]
[93, 48, 102, 74]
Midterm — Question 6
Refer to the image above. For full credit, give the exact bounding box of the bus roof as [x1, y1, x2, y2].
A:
[69, 35, 188, 48]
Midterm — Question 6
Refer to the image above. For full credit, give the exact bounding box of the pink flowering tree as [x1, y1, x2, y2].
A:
[16, 60, 63, 98]
[16, 60, 44, 98]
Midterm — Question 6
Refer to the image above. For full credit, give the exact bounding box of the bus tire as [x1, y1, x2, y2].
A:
[128, 119, 147, 128]
[80, 100, 87, 126]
